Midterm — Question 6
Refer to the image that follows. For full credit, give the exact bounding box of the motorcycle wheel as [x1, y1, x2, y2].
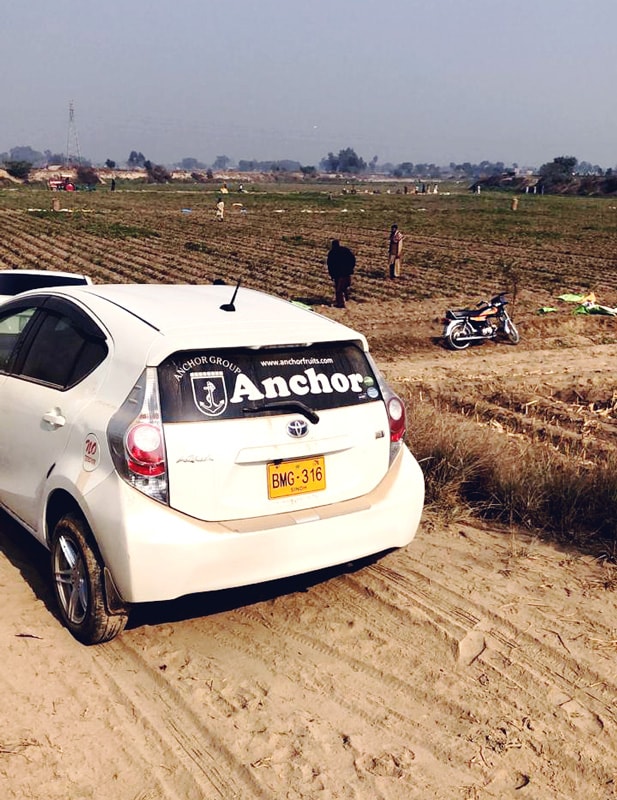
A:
[445, 321, 471, 350]
[504, 319, 520, 344]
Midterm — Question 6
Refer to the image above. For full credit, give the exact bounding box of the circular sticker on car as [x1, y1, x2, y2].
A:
[83, 434, 100, 472]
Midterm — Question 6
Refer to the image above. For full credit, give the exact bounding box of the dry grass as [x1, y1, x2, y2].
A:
[403, 388, 617, 549]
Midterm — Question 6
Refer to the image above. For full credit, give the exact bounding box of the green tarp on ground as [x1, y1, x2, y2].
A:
[557, 292, 617, 316]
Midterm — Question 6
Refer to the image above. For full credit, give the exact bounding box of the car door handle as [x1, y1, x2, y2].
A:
[42, 408, 66, 428]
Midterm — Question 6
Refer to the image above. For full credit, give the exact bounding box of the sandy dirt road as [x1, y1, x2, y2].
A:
[3, 307, 617, 799]
[3, 505, 617, 800]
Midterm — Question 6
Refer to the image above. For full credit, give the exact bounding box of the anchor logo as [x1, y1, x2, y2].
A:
[191, 370, 228, 417]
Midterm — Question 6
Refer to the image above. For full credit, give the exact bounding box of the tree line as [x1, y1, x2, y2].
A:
[1, 143, 614, 189]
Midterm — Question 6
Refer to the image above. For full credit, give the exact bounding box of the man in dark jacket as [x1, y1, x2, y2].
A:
[327, 239, 356, 308]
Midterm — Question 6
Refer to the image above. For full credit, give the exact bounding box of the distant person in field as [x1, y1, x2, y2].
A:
[216, 197, 225, 221]
[387, 223, 404, 279]
[327, 239, 356, 308]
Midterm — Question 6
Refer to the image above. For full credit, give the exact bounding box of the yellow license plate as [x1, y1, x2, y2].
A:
[267, 456, 326, 499]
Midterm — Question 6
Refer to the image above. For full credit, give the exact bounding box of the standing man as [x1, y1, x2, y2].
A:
[388, 224, 404, 278]
[327, 239, 356, 309]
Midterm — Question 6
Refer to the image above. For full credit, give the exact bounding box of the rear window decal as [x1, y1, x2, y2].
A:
[229, 366, 364, 403]
[159, 344, 381, 422]
[259, 355, 334, 367]
[174, 355, 241, 382]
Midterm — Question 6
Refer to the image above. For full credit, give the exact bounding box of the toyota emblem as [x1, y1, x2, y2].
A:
[287, 419, 309, 438]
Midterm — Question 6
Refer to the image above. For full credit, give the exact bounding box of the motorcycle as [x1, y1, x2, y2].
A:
[443, 292, 520, 350]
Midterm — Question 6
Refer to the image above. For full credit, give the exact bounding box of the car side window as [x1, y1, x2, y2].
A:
[0, 307, 37, 373]
[18, 311, 108, 389]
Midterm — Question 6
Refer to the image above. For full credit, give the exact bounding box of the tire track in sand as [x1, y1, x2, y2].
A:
[195, 541, 617, 797]
[92, 639, 272, 800]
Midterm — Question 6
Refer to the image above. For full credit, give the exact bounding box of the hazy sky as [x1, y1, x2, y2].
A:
[2, 0, 615, 168]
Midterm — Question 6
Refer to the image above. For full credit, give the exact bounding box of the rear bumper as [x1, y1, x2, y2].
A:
[85, 446, 425, 603]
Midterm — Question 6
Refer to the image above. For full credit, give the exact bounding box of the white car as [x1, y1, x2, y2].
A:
[0, 283, 424, 644]
[0, 269, 92, 302]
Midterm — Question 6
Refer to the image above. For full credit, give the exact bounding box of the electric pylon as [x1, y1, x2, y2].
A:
[65, 101, 81, 166]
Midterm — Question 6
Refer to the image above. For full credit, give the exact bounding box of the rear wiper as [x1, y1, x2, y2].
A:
[242, 400, 319, 424]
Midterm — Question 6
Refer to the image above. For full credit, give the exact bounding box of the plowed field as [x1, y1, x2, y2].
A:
[2, 185, 617, 799]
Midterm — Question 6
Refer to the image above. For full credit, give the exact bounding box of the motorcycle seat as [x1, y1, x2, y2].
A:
[447, 308, 477, 318]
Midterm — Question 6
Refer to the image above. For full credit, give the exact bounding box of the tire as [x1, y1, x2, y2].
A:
[444, 321, 471, 350]
[504, 318, 520, 344]
[51, 514, 128, 645]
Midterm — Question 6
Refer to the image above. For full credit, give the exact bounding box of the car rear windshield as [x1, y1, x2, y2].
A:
[158, 343, 382, 422]
[0, 274, 88, 295]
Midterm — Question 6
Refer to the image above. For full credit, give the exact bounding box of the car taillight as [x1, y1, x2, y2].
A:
[107, 368, 168, 503]
[125, 423, 166, 477]
[387, 395, 406, 442]
[364, 352, 408, 465]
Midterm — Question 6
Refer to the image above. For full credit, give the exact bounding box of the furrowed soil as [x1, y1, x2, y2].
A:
[2, 185, 617, 799]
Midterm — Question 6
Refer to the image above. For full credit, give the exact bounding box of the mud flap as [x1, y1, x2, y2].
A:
[104, 566, 128, 615]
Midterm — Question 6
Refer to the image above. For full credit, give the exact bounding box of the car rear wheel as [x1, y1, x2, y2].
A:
[51, 514, 128, 645]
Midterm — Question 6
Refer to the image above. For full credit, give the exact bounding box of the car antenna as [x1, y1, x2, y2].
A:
[220, 279, 241, 312]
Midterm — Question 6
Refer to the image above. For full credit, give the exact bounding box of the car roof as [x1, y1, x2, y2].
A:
[0, 269, 92, 287]
[15, 283, 369, 354]
[0, 270, 92, 300]
[0, 269, 91, 279]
